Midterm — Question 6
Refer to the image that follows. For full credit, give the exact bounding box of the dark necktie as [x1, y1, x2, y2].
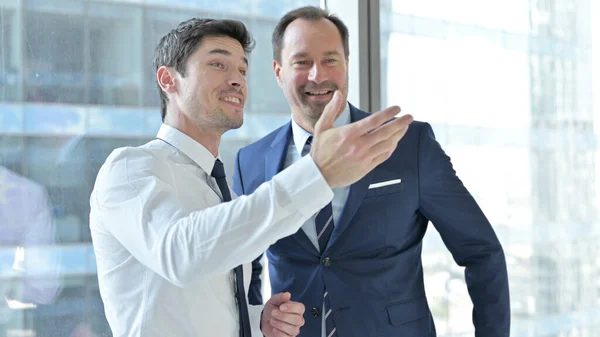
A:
[303, 137, 335, 252]
[303, 136, 338, 337]
[211, 159, 251, 337]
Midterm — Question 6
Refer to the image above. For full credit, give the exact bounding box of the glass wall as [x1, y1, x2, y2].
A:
[380, 0, 599, 336]
[3, 0, 598, 336]
[0, 0, 318, 336]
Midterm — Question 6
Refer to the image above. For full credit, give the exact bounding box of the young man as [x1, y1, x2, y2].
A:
[90, 17, 412, 337]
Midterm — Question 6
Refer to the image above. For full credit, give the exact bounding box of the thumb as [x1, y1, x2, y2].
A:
[313, 90, 343, 138]
[268, 292, 292, 307]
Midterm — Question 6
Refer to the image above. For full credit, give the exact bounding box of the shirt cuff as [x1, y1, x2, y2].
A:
[248, 304, 264, 337]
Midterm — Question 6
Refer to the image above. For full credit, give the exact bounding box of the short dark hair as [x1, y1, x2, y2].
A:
[272, 6, 349, 63]
[153, 18, 255, 121]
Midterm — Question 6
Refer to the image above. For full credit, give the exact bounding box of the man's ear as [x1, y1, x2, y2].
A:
[157, 66, 178, 95]
[273, 60, 283, 88]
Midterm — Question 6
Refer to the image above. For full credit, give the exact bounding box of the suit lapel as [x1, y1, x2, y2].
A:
[326, 105, 374, 251]
[264, 122, 291, 182]
[265, 122, 320, 257]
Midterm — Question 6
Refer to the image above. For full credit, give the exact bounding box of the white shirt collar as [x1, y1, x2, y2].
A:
[156, 124, 218, 176]
[290, 102, 352, 155]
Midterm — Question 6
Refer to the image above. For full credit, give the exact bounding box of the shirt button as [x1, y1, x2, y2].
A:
[321, 256, 332, 267]
[311, 307, 320, 318]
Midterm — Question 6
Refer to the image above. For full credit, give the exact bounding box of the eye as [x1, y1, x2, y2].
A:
[326, 59, 337, 63]
[295, 60, 309, 65]
[211, 62, 225, 69]
[240, 69, 247, 76]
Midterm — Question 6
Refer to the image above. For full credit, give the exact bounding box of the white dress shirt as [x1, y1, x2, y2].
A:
[282, 103, 351, 337]
[89, 124, 333, 337]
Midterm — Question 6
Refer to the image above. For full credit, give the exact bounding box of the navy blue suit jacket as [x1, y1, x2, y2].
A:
[233, 104, 510, 337]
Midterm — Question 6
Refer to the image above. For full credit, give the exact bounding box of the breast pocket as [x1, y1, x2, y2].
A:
[351, 178, 403, 248]
[364, 179, 403, 198]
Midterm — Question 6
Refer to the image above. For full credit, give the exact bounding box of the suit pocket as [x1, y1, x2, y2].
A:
[364, 182, 403, 198]
[377, 296, 433, 336]
[386, 296, 429, 325]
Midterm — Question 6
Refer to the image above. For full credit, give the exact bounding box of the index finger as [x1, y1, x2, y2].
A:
[345, 105, 403, 135]
[280, 301, 305, 315]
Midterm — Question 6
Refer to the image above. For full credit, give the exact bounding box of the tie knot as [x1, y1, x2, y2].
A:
[301, 136, 314, 157]
[211, 159, 226, 179]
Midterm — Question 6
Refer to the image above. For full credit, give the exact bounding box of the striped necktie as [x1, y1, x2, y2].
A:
[302, 136, 337, 337]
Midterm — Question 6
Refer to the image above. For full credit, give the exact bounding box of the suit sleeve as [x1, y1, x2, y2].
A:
[234, 149, 264, 305]
[417, 123, 510, 337]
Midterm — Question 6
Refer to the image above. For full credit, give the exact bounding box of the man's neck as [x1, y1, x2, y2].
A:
[293, 116, 316, 134]
[165, 116, 221, 158]
[291, 106, 345, 135]
[291, 107, 319, 134]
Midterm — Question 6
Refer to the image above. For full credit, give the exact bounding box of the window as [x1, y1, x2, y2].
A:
[0, 1, 319, 335]
[380, 0, 599, 335]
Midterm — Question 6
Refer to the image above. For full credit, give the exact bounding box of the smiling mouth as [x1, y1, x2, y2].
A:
[221, 96, 242, 104]
[305, 90, 334, 96]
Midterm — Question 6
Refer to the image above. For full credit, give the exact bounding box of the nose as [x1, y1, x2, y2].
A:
[308, 63, 327, 84]
[227, 71, 246, 89]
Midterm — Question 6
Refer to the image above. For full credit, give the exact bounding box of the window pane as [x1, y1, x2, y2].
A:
[246, 19, 290, 115]
[88, 4, 142, 106]
[25, 8, 84, 103]
[0, 5, 21, 102]
[380, 0, 599, 336]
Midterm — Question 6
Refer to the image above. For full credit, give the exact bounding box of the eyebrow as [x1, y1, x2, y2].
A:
[208, 48, 248, 66]
[290, 50, 341, 59]
[324, 50, 342, 57]
[290, 52, 309, 59]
